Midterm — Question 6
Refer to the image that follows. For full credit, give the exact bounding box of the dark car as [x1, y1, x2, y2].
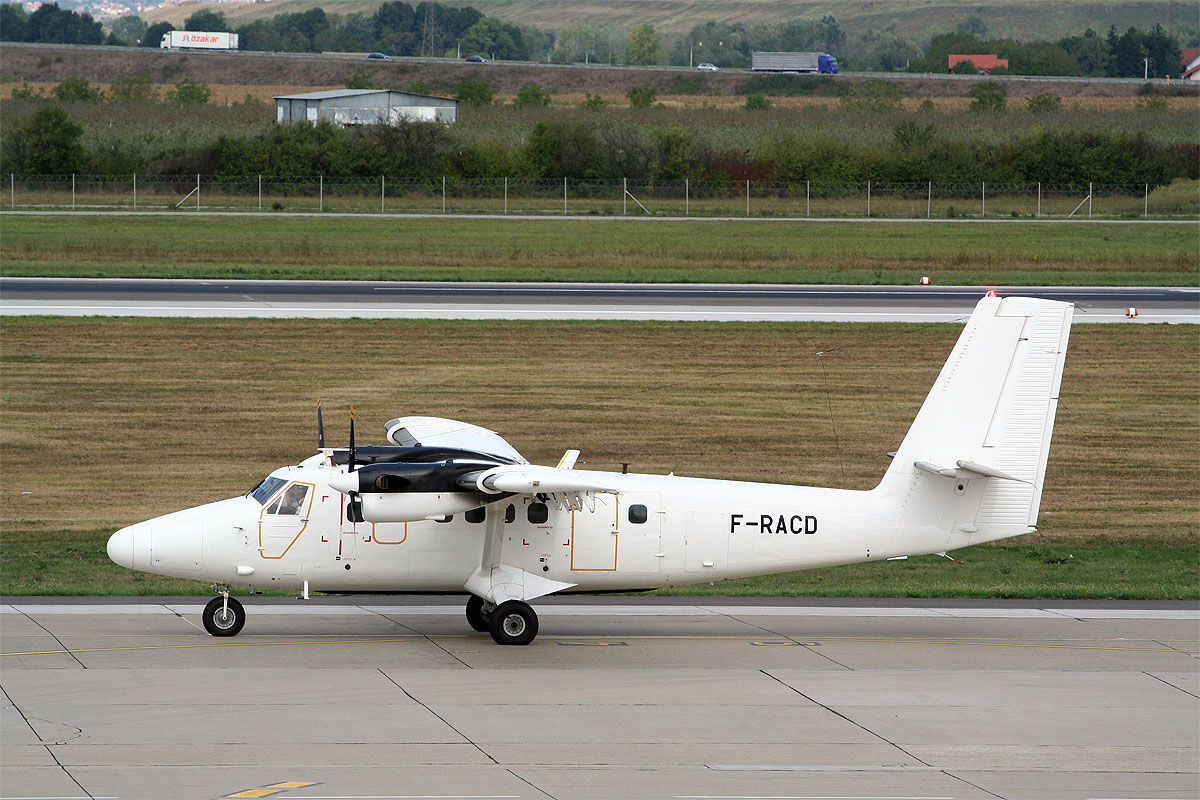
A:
[464, 55, 488, 63]
[367, 52, 390, 60]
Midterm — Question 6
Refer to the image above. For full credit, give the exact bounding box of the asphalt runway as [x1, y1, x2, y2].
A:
[2, 597, 1197, 800]
[2, 279, 1196, 323]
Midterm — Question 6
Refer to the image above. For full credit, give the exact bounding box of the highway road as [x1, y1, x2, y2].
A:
[1, 278, 1196, 322]
[5, 41, 1187, 88]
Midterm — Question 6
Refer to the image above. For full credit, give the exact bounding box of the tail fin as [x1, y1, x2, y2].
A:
[876, 295, 1072, 548]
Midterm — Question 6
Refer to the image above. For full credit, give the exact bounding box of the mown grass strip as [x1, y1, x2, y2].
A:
[1, 317, 1194, 598]
[2, 215, 1196, 285]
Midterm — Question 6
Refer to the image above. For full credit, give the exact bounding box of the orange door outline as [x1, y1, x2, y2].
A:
[258, 481, 315, 559]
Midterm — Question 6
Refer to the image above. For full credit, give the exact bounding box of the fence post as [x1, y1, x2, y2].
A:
[319, 175, 323, 212]
[258, 175, 261, 211]
[1144, 183, 1148, 218]
[10, 173, 13, 209]
[806, 180, 810, 217]
[133, 173, 137, 210]
[1088, 182, 1092, 218]
[381, 176, 385, 213]
[563, 176, 567, 215]
[72, 174, 76, 210]
[504, 177, 508, 214]
[745, 179, 749, 217]
[866, 180, 871, 218]
[196, 173, 200, 210]
[685, 178, 689, 217]
[982, 181, 986, 217]
[1037, 182, 1041, 218]
[927, 181, 931, 219]
[443, 176, 446, 213]
[623, 178, 627, 216]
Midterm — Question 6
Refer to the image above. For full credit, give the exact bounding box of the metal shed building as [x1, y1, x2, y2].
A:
[274, 89, 458, 125]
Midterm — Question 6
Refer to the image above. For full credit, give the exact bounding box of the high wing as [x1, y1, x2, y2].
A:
[385, 416, 527, 464]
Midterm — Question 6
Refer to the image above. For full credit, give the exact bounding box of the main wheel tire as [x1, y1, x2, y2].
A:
[202, 596, 246, 637]
[465, 595, 491, 632]
[488, 600, 538, 645]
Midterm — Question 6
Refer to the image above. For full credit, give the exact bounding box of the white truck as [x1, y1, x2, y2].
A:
[751, 51, 838, 74]
[160, 31, 239, 50]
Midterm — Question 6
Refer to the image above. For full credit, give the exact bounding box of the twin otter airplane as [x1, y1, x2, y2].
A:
[108, 295, 1072, 645]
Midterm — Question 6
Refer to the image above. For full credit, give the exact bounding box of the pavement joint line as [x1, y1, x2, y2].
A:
[4, 635, 1197, 658]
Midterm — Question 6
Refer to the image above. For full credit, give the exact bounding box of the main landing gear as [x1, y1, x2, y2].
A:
[466, 596, 538, 645]
[202, 591, 245, 637]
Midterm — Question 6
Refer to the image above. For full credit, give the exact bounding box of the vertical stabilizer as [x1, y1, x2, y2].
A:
[877, 295, 1072, 544]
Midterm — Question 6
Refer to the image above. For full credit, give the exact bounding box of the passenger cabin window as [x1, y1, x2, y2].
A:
[527, 502, 548, 524]
[266, 483, 309, 516]
[628, 504, 648, 524]
[504, 504, 516, 523]
[435, 515, 453, 524]
[465, 507, 485, 524]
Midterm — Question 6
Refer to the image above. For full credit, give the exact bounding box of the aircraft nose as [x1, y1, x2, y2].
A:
[107, 525, 134, 569]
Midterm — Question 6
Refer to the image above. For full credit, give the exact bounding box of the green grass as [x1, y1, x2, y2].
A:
[1, 318, 1195, 599]
[2, 529, 1194, 599]
[3, 215, 1196, 285]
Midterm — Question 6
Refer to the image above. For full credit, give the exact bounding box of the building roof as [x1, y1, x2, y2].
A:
[1181, 48, 1200, 68]
[948, 54, 1009, 71]
[273, 89, 456, 103]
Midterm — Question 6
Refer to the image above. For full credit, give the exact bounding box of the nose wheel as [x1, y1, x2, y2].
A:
[202, 595, 246, 637]
[488, 600, 538, 645]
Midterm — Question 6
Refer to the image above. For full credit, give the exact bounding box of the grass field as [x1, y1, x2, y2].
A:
[1, 317, 1195, 597]
[3, 215, 1197, 285]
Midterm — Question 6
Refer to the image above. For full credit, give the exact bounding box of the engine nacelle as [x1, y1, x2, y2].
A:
[357, 491, 485, 523]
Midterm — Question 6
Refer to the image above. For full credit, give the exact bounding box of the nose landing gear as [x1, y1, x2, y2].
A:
[203, 589, 246, 637]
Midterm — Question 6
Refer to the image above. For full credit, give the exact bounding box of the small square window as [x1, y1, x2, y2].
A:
[465, 507, 485, 524]
[527, 502, 548, 524]
[504, 504, 516, 523]
[628, 504, 648, 524]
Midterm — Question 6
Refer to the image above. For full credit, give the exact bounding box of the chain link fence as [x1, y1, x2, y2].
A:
[5, 174, 1197, 219]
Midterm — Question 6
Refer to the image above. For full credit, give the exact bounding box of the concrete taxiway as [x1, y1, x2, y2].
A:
[1, 279, 1196, 323]
[2, 597, 1197, 800]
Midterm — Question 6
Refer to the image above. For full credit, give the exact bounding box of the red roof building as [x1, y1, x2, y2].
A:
[1182, 48, 1200, 80]
[948, 54, 1009, 74]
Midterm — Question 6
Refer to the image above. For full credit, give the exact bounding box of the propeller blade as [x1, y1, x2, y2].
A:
[317, 398, 325, 450]
[349, 405, 356, 472]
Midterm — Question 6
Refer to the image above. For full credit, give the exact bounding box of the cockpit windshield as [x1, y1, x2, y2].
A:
[248, 476, 287, 505]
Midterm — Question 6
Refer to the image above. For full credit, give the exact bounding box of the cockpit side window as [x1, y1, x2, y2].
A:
[250, 476, 287, 505]
[267, 483, 310, 516]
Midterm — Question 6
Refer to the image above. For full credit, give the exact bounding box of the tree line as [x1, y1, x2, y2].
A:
[4, 103, 1194, 189]
[2, 3, 1194, 77]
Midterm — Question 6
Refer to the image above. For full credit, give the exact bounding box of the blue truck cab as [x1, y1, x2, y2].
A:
[819, 54, 839, 74]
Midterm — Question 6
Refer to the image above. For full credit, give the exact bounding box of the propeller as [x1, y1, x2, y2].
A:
[317, 398, 325, 450]
[344, 406, 364, 523]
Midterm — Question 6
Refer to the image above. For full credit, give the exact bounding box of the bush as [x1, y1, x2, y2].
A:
[52, 77, 103, 102]
[108, 74, 158, 103]
[626, 86, 656, 108]
[744, 94, 772, 111]
[343, 69, 377, 90]
[454, 76, 494, 107]
[582, 94, 607, 109]
[10, 82, 43, 99]
[838, 80, 904, 112]
[968, 81, 1007, 112]
[514, 83, 551, 108]
[1026, 94, 1062, 113]
[166, 78, 211, 105]
[1135, 94, 1169, 112]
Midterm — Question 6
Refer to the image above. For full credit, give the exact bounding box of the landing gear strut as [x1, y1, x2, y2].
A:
[202, 591, 245, 637]
[488, 600, 538, 645]
[465, 594, 492, 632]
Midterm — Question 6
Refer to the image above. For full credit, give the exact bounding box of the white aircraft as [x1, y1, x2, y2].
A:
[107, 294, 1072, 645]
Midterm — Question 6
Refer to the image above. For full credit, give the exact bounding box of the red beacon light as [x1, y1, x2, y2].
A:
[985, 290, 999, 297]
